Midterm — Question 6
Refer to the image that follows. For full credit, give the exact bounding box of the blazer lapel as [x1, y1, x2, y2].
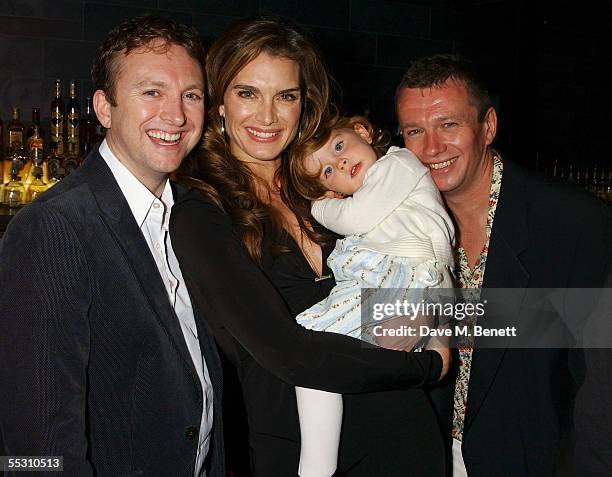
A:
[81, 149, 200, 386]
[464, 160, 530, 432]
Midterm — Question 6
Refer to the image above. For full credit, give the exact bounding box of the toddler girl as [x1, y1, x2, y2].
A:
[289, 115, 455, 477]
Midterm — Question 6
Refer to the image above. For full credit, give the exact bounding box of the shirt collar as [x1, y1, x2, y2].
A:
[99, 139, 174, 228]
[455, 151, 503, 288]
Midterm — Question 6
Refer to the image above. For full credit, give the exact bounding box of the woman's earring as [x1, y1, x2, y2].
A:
[220, 115, 226, 134]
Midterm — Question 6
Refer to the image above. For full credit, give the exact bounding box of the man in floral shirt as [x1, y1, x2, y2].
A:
[395, 54, 611, 477]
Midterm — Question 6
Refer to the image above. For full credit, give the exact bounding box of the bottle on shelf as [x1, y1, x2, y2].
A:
[0, 113, 4, 200]
[7, 106, 25, 151]
[596, 168, 607, 202]
[63, 151, 79, 176]
[552, 158, 559, 178]
[50, 79, 65, 157]
[566, 164, 575, 183]
[582, 167, 590, 191]
[80, 96, 100, 158]
[589, 165, 599, 195]
[62, 80, 82, 176]
[25, 107, 45, 187]
[3, 147, 27, 208]
[0, 113, 4, 163]
[46, 149, 66, 190]
[25, 165, 47, 203]
[574, 167, 582, 187]
[66, 80, 80, 158]
[3, 107, 25, 185]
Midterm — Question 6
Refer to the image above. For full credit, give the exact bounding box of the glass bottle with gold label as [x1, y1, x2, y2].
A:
[25, 107, 45, 187]
[7, 106, 25, 151]
[3, 107, 25, 184]
[50, 79, 65, 157]
[66, 80, 80, 157]
[4, 148, 27, 208]
[26, 165, 47, 203]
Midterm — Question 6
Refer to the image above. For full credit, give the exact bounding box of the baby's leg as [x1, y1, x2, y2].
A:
[295, 386, 343, 477]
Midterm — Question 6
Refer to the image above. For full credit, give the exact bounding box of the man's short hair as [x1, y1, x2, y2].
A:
[396, 53, 492, 122]
[91, 15, 204, 106]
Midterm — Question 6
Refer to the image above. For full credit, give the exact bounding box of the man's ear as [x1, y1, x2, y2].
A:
[483, 106, 497, 146]
[93, 90, 112, 129]
[354, 123, 372, 144]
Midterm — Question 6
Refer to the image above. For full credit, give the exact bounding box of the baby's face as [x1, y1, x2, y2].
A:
[306, 127, 378, 196]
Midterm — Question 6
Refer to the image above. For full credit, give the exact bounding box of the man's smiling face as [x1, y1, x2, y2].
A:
[96, 40, 204, 193]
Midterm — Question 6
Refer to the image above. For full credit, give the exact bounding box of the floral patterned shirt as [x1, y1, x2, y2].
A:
[451, 153, 503, 441]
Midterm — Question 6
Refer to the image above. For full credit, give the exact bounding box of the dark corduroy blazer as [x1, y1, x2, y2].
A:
[429, 159, 611, 477]
[0, 146, 225, 476]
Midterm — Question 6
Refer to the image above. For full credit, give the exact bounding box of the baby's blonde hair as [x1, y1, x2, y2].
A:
[288, 115, 390, 200]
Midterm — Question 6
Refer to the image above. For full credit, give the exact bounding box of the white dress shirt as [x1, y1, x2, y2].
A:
[100, 140, 213, 477]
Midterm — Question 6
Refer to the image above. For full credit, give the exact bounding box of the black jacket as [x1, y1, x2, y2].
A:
[429, 159, 611, 476]
[0, 148, 225, 476]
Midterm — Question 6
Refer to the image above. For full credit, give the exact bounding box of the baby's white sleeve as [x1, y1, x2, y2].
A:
[311, 148, 427, 236]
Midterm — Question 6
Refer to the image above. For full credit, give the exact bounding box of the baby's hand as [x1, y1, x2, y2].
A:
[323, 191, 346, 200]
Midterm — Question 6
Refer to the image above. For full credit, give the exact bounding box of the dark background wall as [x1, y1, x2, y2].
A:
[1, 0, 609, 172]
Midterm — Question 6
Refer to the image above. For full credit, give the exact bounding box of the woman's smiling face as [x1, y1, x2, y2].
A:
[219, 52, 302, 166]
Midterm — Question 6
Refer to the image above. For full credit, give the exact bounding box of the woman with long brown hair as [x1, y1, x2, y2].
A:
[171, 16, 447, 476]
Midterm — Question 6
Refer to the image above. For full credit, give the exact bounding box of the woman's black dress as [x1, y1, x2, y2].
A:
[170, 191, 445, 476]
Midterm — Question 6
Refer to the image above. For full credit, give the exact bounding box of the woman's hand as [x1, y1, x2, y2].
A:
[427, 344, 450, 382]
[373, 313, 451, 382]
[425, 321, 451, 381]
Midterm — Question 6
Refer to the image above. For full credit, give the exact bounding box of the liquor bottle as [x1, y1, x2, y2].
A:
[597, 168, 607, 201]
[3, 147, 27, 207]
[63, 150, 79, 176]
[582, 167, 590, 191]
[0, 113, 4, 163]
[25, 107, 45, 186]
[25, 165, 47, 203]
[566, 164, 575, 183]
[7, 106, 25, 152]
[80, 96, 99, 157]
[46, 148, 66, 189]
[50, 79, 65, 156]
[0, 114, 4, 185]
[575, 167, 582, 187]
[66, 80, 80, 157]
[27, 107, 44, 144]
[4, 107, 25, 184]
[589, 165, 598, 195]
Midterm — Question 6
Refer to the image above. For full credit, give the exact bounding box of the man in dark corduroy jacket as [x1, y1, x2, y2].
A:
[0, 16, 224, 477]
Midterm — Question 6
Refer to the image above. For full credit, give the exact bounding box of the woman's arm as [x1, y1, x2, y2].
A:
[170, 195, 445, 394]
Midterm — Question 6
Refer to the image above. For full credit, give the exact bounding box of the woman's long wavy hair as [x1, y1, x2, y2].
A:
[178, 16, 335, 264]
